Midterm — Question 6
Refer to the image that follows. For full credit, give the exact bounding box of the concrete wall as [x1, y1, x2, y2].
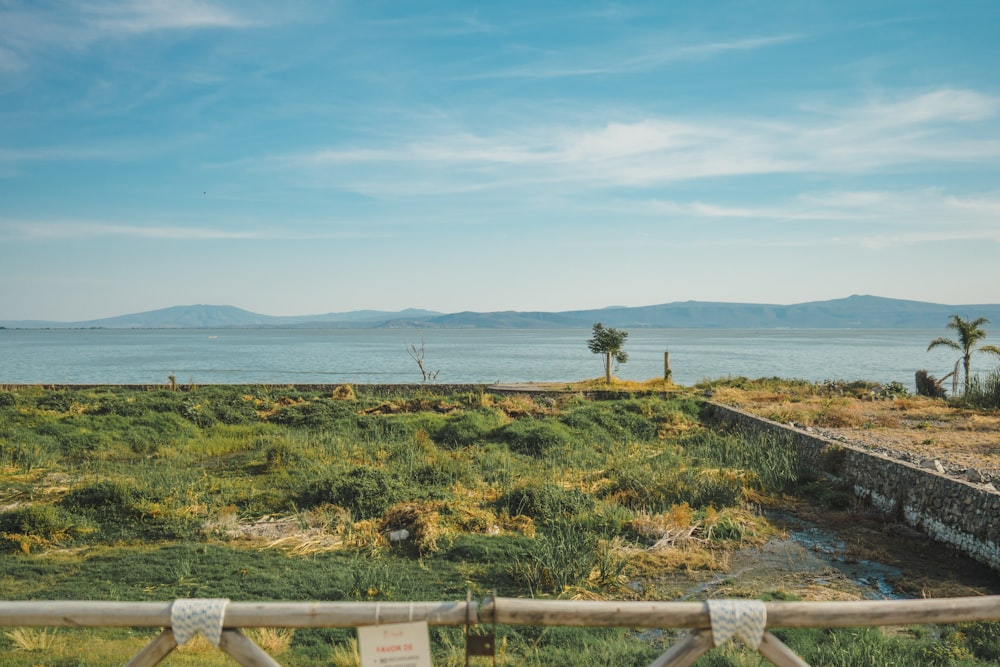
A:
[708, 403, 1000, 571]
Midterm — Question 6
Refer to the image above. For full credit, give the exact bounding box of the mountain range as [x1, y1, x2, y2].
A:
[4, 295, 1000, 330]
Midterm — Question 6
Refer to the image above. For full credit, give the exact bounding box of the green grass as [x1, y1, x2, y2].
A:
[0, 384, 997, 666]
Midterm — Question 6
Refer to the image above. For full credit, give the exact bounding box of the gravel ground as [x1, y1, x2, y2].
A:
[711, 388, 1000, 487]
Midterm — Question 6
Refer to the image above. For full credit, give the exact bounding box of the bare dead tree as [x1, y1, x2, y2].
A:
[407, 338, 439, 382]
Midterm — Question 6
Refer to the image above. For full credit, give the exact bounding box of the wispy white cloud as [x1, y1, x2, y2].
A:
[842, 89, 998, 126]
[0, 1, 252, 64]
[8, 221, 263, 241]
[87, 0, 252, 34]
[637, 188, 1000, 250]
[630, 35, 800, 67]
[2, 219, 394, 242]
[459, 34, 799, 80]
[271, 88, 1000, 196]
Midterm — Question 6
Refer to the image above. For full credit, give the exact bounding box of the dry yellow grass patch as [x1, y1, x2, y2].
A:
[495, 393, 547, 417]
[380, 501, 447, 555]
[715, 384, 1000, 471]
[5, 627, 66, 653]
[332, 384, 356, 400]
[244, 627, 295, 654]
[330, 638, 361, 667]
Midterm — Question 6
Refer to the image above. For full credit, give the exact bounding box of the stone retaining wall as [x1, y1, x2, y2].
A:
[708, 403, 1000, 571]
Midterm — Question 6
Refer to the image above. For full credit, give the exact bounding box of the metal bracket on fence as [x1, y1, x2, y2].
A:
[465, 591, 496, 666]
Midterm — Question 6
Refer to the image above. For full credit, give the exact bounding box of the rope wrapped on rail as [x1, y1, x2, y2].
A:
[170, 598, 229, 647]
[707, 599, 766, 648]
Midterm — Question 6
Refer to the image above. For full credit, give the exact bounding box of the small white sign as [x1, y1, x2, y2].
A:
[357, 621, 433, 667]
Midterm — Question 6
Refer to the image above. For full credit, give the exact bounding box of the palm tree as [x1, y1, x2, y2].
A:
[927, 315, 1000, 394]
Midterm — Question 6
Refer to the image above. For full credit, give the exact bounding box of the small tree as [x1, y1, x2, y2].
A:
[587, 322, 628, 384]
[927, 315, 1000, 394]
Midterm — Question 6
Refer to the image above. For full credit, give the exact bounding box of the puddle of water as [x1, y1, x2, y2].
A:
[786, 524, 904, 599]
[654, 511, 910, 601]
[649, 508, 999, 602]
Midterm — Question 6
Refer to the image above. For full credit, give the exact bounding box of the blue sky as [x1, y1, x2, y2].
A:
[2, 1, 999, 321]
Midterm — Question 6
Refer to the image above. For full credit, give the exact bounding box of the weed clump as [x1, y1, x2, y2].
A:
[497, 483, 595, 523]
[268, 400, 357, 428]
[298, 467, 406, 521]
[434, 407, 506, 447]
[499, 418, 572, 456]
[960, 368, 1000, 410]
[0, 504, 88, 553]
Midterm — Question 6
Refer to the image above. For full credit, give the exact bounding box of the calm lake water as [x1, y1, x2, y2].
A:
[0, 328, 987, 389]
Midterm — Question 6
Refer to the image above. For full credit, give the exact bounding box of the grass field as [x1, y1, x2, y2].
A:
[1, 383, 998, 666]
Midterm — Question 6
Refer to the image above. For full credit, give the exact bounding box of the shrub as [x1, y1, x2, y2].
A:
[125, 412, 195, 456]
[356, 413, 442, 445]
[182, 398, 217, 428]
[411, 455, 469, 487]
[298, 467, 398, 520]
[561, 402, 656, 442]
[36, 392, 74, 412]
[499, 418, 572, 456]
[0, 504, 86, 552]
[34, 417, 105, 461]
[508, 517, 599, 595]
[915, 369, 948, 399]
[961, 368, 1000, 410]
[496, 483, 595, 523]
[599, 462, 661, 509]
[963, 621, 1000, 662]
[264, 442, 306, 471]
[211, 394, 260, 425]
[434, 408, 506, 447]
[58, 480, 197, 540]
[59, 480, 145, 520]
[90, 390, 185, 417]
[268, 400, 357, 429]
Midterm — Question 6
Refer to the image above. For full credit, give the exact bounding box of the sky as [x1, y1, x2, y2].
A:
[2, 1, 1000, 321]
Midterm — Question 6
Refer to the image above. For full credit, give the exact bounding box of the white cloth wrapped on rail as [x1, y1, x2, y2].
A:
[706, 599, 766, 649]
[170, 598, 230, 647]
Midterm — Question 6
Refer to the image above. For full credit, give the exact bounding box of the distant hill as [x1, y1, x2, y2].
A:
[3, 295, 1000, 330]
[414, 295, 1000, 329]
[0, 305, 443, 329]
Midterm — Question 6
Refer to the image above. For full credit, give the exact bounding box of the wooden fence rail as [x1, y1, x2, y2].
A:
[1, 595, 999, 667]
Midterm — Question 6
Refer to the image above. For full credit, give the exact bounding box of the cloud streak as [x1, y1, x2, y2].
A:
[637, 188, 1000, 250]
[88, 0, 252, 33]
[7, 221, 263, 241]
[458, 34, 800, 80]
[273, 88, 1000, 194]
[0, 1, 252, 66]
[2, 219, 395, 242]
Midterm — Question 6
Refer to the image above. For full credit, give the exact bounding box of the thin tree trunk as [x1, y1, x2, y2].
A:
[605, 353, 612, 383]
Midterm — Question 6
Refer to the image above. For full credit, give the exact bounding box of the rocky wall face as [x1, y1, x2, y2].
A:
[707, 403, 1000, 571]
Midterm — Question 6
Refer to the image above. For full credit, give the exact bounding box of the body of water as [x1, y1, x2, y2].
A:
[0, 328, 987, 389]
